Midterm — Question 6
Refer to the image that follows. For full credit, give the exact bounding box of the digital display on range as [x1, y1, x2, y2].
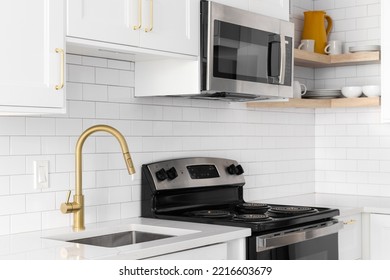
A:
[186, 165, 219, 179]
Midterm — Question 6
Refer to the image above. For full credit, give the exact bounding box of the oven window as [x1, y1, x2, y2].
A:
[213, 20, 275, 83]
[249, 234, 339, 260]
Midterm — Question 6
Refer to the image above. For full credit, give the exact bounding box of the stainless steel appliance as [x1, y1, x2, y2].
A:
[199, 1, 294, 101]
[141, 157, 343, 260]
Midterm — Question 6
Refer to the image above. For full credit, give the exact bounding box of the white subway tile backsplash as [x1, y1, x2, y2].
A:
[368, 3, 381, 16]
[345, 6, 368, 18]
[356, 16, 380, 29]
[67, 65, 95, 83]
[334, 19, 356, 32]
[82, 56, 108, 68]
[11, 213, 41, 234]
[96, 102, 120, 119]
[0, 176, 10, 195]
[10, 137, 40, 155]
[108, 86, 133, 103]
[97, 204, 120, 222]
[0, 117, 25, 136]
[26, 118, 55, 136]
[0, 216, 10, 235]
[26, 193, 55, 212]
[0, 156, 25, 176]
[95, 68, 120, 85]
[69, 101, 96, 119]
[65, 83, 83, 101]
[314, 0, 335, 10]
[119, 70, 135, 87]
[0, 195, 25, 215]
[56, 119, 82, 136]
[108, 59, 132, 70]
[10, 175, 34, 195]
[109, 186, 132, 203]
[41, 210, 70, 230]
[67, 54, 82, 65]
[0, 137, 9, 155]
[335, 0, 357, 9]
[83, 84, 108, 102]
[120, 201, 141, 219]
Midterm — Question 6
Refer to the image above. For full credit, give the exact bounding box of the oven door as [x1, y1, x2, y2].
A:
[201, 1, 293, 97]
[248, 220, 343, 260]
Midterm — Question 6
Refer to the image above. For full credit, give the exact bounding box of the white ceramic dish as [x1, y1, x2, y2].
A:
[349, 45, 381, 53]
[362, 85, 381, 97]
[341, 86, 362, 98]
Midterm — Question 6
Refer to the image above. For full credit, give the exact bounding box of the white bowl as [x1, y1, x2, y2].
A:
[362, 85, 381, 97]
[341, 86, 362, 98]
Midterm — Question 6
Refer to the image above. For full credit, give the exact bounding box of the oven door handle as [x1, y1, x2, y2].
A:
[256, 221, 343, 252]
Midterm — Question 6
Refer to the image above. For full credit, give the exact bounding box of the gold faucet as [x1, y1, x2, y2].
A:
[60, 125, 136, 231]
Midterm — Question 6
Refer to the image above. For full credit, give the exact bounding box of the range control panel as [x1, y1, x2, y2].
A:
[145, 157, 245, 191]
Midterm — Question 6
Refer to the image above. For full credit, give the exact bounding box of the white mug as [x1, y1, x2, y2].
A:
[293, 81, 307, 99]
[325, 40, 343, 55]
[298, 39, 315, 52]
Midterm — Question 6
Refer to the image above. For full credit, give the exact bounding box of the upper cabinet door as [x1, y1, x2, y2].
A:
[0, 0, 65, 112]
[139, 0, 199, 56]
[67, 0, 140, 46]
[249, 0, 290, 21]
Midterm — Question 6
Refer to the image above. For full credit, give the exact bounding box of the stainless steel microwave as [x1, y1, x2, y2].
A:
[199, 1, 294, 101]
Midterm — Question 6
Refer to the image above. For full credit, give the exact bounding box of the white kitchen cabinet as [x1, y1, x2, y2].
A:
[381, 0, 390, 122]
[67, 0, 139, 47]
[67, 0, 199, 56]
[0, 0, 66, 114]
[212, 0, 289, 21]
[143, 243, 227, 260]
[249, 0, 290, 21]
[338, 214, 362, 260]
[369, 214, 390, 260]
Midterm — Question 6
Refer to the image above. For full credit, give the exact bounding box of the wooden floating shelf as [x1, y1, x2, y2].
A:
[247, 97, 381, 109]
[294, 49, 380, 68]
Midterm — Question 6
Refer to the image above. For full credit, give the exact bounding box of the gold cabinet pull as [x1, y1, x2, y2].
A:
[55, 48, 64, 90]
[145, 0, 153, 32]
[133, 0, 142, 30]
[343, 219, 357, 225]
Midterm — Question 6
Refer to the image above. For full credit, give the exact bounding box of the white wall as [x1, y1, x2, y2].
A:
[0, 55, 315, 235]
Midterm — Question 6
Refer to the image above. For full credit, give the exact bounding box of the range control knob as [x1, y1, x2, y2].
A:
[155, 168, 168, 181]
[166, 167, 178, 180]
[236, 164, 244, 175]
[227, 164, 238, 175]
[227, 164, 245, 175]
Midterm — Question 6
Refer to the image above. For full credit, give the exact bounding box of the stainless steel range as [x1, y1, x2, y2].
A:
[141, 157, 343, 260]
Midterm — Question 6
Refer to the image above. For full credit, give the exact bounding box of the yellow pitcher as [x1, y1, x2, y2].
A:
[301, 11, 333, 54]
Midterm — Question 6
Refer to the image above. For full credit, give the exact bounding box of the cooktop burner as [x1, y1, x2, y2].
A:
[236, 203, 270, 214]
[190, 210, 233, 218]
[233, 214, 272, 222]
[268, 206, 318, 217]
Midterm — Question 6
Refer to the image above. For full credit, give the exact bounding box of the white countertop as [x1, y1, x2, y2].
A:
[257, 193, 390, 217]
[0, 218, 250, 260]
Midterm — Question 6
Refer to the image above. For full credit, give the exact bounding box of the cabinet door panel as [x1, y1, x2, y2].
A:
[139, 0, 199, 56]
[249, 0, 290, 21]
[67, 0, 139, 46]
[0, 0, 65, 109]
[210, 0, 249, 10]
[370, 214, 390, 259]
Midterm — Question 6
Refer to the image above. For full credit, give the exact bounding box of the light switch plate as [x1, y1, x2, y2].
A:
[33, 160, 49, 189]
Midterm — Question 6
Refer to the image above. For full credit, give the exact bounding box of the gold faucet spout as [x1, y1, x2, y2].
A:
[61, 125, 135, 231]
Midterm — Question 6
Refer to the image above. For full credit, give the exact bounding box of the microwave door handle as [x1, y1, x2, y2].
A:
[279, 35, 286, 85]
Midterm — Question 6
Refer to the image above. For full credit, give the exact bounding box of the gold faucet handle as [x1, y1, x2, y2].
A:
[61, 190, 74, 214]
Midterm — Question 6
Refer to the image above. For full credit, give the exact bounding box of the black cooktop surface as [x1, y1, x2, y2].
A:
[154, 203, 340, 234]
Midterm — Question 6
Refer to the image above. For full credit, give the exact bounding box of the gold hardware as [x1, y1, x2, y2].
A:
[133, 0, 142, 30]
[145, 0, 154, 32]
[55, 48, 64, 90]
[60, 125, 136, 231]
[343, 219, 356, 225]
